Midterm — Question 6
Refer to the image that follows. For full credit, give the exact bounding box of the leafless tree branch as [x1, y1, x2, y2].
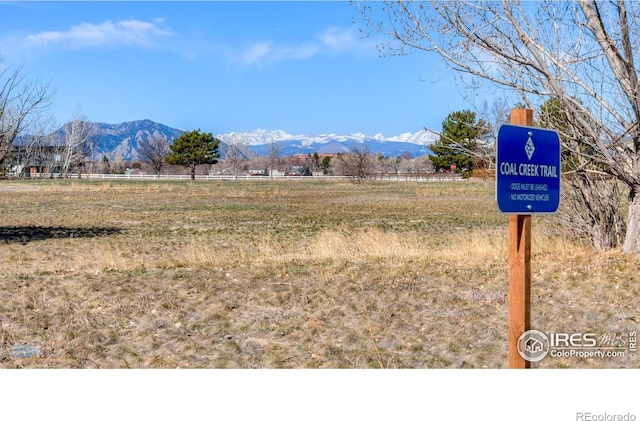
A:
[355, 0, 640, 255]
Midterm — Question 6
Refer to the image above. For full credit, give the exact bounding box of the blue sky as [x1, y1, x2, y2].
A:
[0, 1, 471, 137]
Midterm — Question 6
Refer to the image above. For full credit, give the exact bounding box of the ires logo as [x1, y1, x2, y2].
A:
[549, 333, 597, 347]
[517, 330, 635, 362]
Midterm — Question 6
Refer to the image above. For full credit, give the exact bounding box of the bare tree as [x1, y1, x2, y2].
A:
[138, 132, 169, 175]
[221, 135, 252, 179]
[267, 140, 283, 177]
[0, 55, 54, 171]
[474, 97, 513, 170]
[13, 114, 60, 177]
[409, 155, 435, 176]
[559, 172, 627, 251]
[356, 1, 640, 256]
[60, 116, 96, 178]
[537, 97, 627, 250]
[335, 144, 376, 183]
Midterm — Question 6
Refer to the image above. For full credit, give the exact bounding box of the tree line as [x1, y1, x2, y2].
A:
[140, 132, 434, 182]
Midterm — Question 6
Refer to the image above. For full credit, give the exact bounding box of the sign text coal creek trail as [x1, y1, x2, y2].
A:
[496, 124, 561, 214]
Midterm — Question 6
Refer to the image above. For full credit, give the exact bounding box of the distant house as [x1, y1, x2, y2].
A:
[248, 167, 267, 176]
[9, 145, 63, 177]
[287, 165, 305, 176]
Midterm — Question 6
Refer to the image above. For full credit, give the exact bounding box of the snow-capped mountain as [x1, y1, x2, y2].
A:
[44, 121, 438, 161]
[217, 128, 437, 147]
[217, 129, 438, 157]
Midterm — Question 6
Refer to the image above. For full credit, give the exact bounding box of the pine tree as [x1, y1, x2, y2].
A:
[429, 110, 485, 175]
[165, 129, 220, 180]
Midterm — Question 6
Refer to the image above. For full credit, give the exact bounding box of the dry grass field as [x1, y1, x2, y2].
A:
[0, 179, 637, 368]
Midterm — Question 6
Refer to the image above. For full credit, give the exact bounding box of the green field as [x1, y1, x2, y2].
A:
[0, 179, 637, 368]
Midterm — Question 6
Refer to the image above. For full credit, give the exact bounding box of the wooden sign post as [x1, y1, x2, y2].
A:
[497, 109, 560, 367]
[508, 109, 532, 368]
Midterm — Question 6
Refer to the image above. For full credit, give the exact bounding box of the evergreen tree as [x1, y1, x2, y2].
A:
[320, 156, 331, 174]
[429, 110, 485, 175]
[165, 129, 220, 180]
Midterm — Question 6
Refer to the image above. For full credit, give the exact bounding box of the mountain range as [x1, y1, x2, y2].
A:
[217, 129, 436, 158]
[83, 120, 438, 161]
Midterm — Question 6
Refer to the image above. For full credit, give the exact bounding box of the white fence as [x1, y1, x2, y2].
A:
[24, 172, 465, 182]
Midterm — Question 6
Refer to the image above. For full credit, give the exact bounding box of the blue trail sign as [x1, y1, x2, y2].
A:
[496, 124, 561, 214]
